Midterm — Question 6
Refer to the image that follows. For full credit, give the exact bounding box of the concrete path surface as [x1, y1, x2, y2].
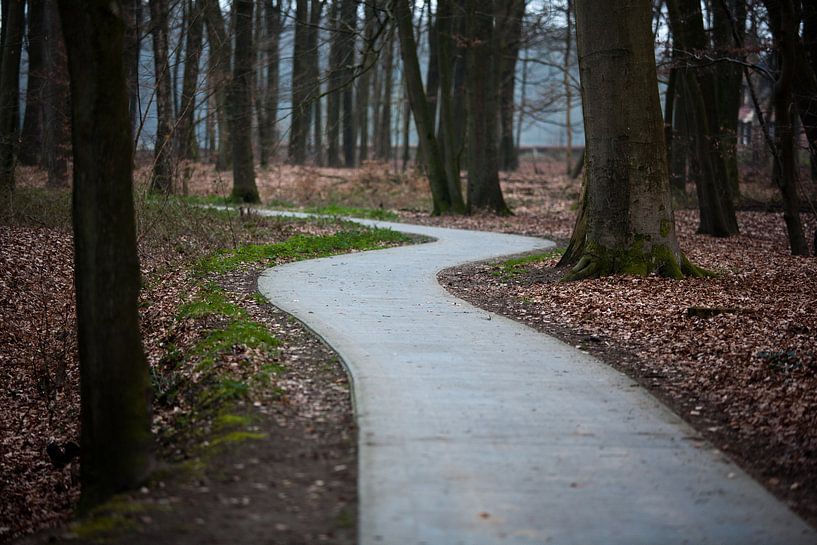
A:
[257, 213, 815, 545]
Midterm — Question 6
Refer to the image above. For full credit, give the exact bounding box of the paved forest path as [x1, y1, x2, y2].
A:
[257, 213, 815, 545]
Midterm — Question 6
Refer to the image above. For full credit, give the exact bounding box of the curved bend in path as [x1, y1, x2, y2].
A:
[257, 213, 815, 545]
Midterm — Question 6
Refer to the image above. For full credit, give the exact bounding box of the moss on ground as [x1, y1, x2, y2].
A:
[492, 248, 565, 280]
[303, 203, 399, 221]
[194, 228, 409, 275]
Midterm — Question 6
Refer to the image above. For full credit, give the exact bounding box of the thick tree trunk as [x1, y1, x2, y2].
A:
[565, 0, 702, 279]
[375, 24, 394, 162]
[288, 0, 309, 164]
[340, 0, 356, 167]
[496, 0, 524, 172]
[20, 0, 44, 166]
[436, 0, 464, 210]
[58, 0, 153, 509]
[465, 0, 509, 215]
[177, 0, 203, 160]
[356, 0, 375, 163]
[123, 0, 142, 138]
[148, 0, 174, 193]
[394, 0, 460, 214]
[666, 0, 739, 236]
[230, 0, 259, 203]
[308, 0, 323, 165]
[712, 0, 745, 202]
[0, 0, 24, 207]
[41, 0, 69, 187]
[451, 0, 466, 159]
[257, 0, 280, 166]
[326, 0, 341, 166]
[203, 0, 232, 170]
[765, 0, 808, 255]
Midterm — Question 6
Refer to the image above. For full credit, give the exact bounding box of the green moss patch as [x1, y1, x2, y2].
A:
[304, 203, 399, 221]
[177, 284, 246, 320]
[194, 228, 408, 275]
[492, 248, 565, 280]
[192, 320, 280, 370]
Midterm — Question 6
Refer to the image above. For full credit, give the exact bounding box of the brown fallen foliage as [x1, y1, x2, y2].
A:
[0, 188, 361, 541]
[440, 209, 817, 523]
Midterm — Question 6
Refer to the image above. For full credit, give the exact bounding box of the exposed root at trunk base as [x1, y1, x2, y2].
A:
[560, 242, 713, 281]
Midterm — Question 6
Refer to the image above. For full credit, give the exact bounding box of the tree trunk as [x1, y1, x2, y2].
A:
[288, 0, 309, 164]
[764, 0, 809, 255]
[712, 0, 745, 202]
[257, 0, 280, 166]
[375, 23, 394, 162]
[20, 0, 44, 166]
[41, 0, 69, 187]
[564, 0, 702, 279]
[451, 0, 467, 158]
[149, 0, 174, 193]
[230, 0, 259, 202]
[177, 0, 203, 160]
[123, 0, 142, 138]
[666, 0, 739, 236]
[394, 0, 460, 214]
[326, 0, 341, 166]
[0, 0, 24, 208]
[436, 0, 465, 210]
[496, 0, 524, 172]
[203, 0, 232, 169]
[465, 0, 509, 214]
[340, 0, 356, 167]
[356, 0, 375, 163]
[58, 0, 153, 509]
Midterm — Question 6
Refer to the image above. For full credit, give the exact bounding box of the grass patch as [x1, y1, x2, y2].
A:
[492, 248, 565, 280]
[304, 203, 399, 221]
[213, 412, 252, 431]
[210, 431, 267, 447]
[192, 320, 280, 369]
[194, 228, 409, 275]
[177, 284, 246, 320]
[197, 378, 250, 409]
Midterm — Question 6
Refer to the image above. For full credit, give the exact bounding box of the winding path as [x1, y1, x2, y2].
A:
[257, 214, 815, 545]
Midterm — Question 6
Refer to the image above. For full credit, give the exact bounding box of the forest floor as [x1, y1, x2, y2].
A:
[2, 157, 816, 541]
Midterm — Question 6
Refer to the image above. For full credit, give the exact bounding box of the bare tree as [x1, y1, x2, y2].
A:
[230, 0, 260, 202]
[149, 0, 174, 192]
[561, 0, 703, 279]
[58, 0, 153, 509]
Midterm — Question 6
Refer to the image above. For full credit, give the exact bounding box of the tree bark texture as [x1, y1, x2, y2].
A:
[465, 0, 509, 214]
[58, 0, 153, 509]
[307, 0, 323, 164]
[394, 0, 461, 214]
[20, 0, 44, 166]
[566, 0, 701, 279]
[326, 0, 341, 166]
[42, 0, 70, 187]
[203, 0, 232, 169]
[356, 0, 375, 163]
[123, 0, 142, 138]
[375, 24, 394, 162]
[177, 0, 203, 160]
[496, 0, 524, 172]
[340, 0, 356, 167]
[288, 0, 309, 164]
[148, 0, 174, 192]
[764, 0, 809, 255]
[0, 0, 24, 206]
[712, 0, 745, 202]
[230, 0, 259, 202]
[436, 0, 465, 210]
[666, 0, 738, 236]
[257, 0, 280, 166]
